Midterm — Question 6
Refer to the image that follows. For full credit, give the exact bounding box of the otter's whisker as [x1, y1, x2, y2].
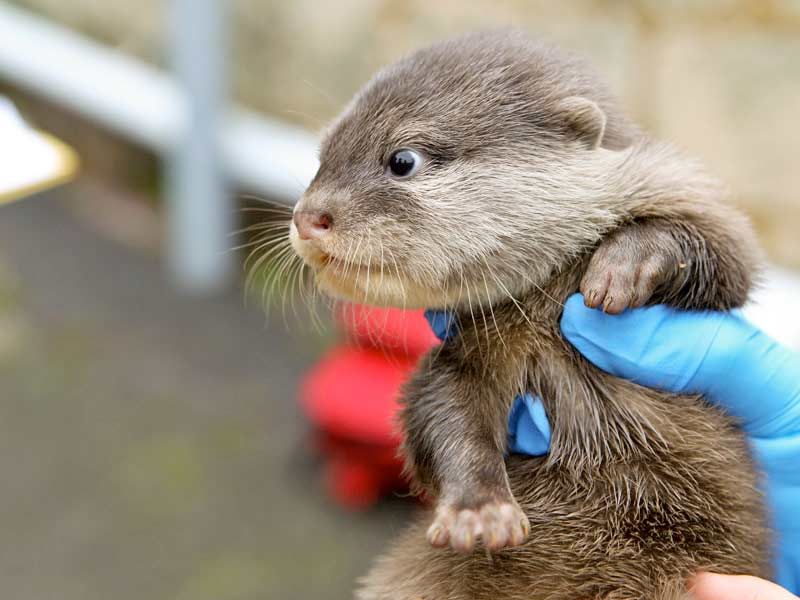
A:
[250, 242, 293, 310]
[507, 264, 564, 309]
[262, 249, 293, 327]
[255, 243, 294, 304]
[481, 270, 507, 350]
[385, 245, 409, 356]
[301, 78, 338, 109]
[281, 253, 299, 325]
[287, 256, 305, 326]
[300, 263, 325, 334]
[378, 238, 386, 302]
[230, 220, 291, 237]
[488, 270, 534, 329]
[464, 279, 485, 363]
[275, 251, 301, 328]
[236, 210, 293, 223]
[361, 231, 381, 350]
[345, 235, 363, 286]
[336, 238, 355, 287]
[455, 265, 473, 360]
[240, 229, 285, 254]
[242, 231, 289, 273]
[244, 244, 288, 302]
[238, 194, 295, 210]
[477, 295, 492, 357]
[230, 229, 290, 253]
[363, 229, 373, 303]
[245, 238, 292, 293]
[376, 238, 393, 348]
[280, 108, 327, 128]
[385, 245, 406, 303]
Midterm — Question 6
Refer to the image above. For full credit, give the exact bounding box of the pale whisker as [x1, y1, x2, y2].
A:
[481, 270, 507, 350]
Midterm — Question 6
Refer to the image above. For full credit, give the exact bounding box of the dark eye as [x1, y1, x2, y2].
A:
[387, 149, 422, 179]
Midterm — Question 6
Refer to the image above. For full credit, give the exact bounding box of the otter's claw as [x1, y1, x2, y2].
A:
[581, 239, 677, 314]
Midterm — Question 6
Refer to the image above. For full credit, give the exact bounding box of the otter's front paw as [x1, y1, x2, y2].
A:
[426, 497, 529, 553]
[581, 235, 685, 314]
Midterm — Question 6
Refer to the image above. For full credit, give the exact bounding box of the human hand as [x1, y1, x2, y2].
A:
[560, 293, 800, 593]
[425, 297, 800, 590]
[690, 572, 797, 600]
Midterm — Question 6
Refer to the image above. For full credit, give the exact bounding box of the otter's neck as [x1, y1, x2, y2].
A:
[452, 255, 678, 471]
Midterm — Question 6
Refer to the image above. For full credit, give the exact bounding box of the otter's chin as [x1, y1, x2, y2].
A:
[313, 266, 429, 309]
[289, 233, 326, 269]
[311, 259, 463, 309]
[290, 232, 466, 309]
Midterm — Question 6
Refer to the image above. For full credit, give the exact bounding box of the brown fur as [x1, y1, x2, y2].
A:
[289, 30, 768, 600]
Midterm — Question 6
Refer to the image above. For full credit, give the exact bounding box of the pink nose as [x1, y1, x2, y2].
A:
[293, 210, 333, 240]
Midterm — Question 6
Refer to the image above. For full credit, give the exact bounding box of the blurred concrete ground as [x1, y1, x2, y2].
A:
[0, 186, 411, 599]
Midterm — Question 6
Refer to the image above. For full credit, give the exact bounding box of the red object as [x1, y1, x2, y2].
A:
[299, 305, 438, 509]
[336, 304, 438, 357]
[315, 431, 408, 510]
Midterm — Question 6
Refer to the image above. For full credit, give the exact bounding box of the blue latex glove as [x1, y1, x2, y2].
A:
[560, 293, 800, 593]
[425, 296, 800, 592]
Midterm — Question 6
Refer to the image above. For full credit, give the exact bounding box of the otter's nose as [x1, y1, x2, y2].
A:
[293, 210, 333, 240]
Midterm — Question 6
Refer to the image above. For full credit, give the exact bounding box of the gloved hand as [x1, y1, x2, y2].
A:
[425, 295, 800, 593]
[560, 293, 800, 593]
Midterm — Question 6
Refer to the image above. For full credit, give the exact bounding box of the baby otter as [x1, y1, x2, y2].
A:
[290, 30, 769, 600]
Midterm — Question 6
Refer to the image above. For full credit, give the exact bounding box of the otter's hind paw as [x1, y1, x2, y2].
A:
[426, 498, 529, 553]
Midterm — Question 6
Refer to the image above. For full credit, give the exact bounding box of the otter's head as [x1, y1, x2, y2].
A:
[291, 31, 637, 309]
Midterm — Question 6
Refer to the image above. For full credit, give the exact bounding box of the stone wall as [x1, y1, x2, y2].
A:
[8, 0, 800, 266]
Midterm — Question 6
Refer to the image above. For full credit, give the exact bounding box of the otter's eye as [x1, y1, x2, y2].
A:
[387, 149, 422, 179]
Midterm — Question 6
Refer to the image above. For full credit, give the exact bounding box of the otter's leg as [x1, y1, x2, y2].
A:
[400, 346, 529, 554]
[580, 214, 759, 313]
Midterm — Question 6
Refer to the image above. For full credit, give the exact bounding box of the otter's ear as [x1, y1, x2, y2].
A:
[556, 96, 607, 149]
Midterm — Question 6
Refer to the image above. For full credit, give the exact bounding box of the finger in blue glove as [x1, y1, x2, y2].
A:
[424, 309, 458, 342]
[507, 393, 551, 456]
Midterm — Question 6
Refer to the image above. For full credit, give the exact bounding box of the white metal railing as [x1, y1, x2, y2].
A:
[0, 1, 318, 292]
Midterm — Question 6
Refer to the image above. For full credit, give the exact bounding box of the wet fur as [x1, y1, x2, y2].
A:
[290, 30, 769, 600]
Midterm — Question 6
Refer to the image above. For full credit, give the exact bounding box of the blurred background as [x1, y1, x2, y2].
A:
[0, 1, 798, 598]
